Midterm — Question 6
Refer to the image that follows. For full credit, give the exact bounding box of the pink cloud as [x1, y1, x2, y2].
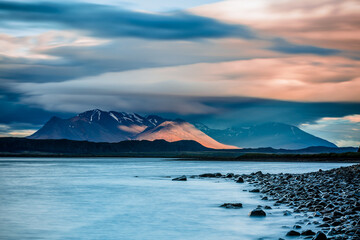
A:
[191, 0, 360, 51]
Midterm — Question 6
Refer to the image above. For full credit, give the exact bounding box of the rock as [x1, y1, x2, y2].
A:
[220, 203, 243, 209]
[236, 177, 244, 183]
[286, 230, 301, 236]
[225, 173, 234, 178]
[172, 175, 187, 181]
[313, 212, 322, 217]
[284, 210, 292, 216]
[301, 230, 316, 236]
[332, 211, 343, 218]
[197, 164, 360, 239]
[249, 209, 266, 217]
[312, 231, 327, 240]
[215, 173, 222, 177]
[293, 225, 301, 229]
[249, 189, 260, 193]
[264, 205, 272, 209]
[199, 173, 216, 178]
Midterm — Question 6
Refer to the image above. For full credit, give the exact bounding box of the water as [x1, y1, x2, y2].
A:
[0, 158, 355, 240]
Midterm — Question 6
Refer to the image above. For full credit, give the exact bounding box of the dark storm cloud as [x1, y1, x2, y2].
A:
[175, 97, 360, 128]
[0, 97, 71, 125]
[0, 1, 255, 40]
[1, 86, 360, 132]
[0, 39, 251, 83]
[268, 38, 341, 55]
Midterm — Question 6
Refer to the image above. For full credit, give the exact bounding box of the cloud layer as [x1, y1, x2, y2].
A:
[0, 0, 359, 146]
[0, 1, 255, 40]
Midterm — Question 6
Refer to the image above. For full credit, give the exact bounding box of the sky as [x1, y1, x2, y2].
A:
[0, 0, 359, 147]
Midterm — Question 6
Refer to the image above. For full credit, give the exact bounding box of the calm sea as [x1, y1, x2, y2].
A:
[0, 158, 354, 240]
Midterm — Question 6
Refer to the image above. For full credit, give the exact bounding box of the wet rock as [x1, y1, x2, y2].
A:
[220, 203, 243, 209]
[198, 164, 360, 239]
[284, 210, 292, 216]
[249, 189, 260, 193]
[172, 175, 187, 181]
[313, 212, 322, 217]
[301, 230, 316, 236]
[286, 230, 300, 236]
[265, 205, 272, 209]
[199, 173, 216, 178]
[236, 177, 244, 183]
[225, 173, 234, 178]
[249, 209, 266, 217]
[312, 231, 327, 240]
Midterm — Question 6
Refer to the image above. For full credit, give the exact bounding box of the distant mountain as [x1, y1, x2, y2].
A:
[137, 121, 238, 149]
[29, 109, 236, 149]
[195, 122, 337, 149]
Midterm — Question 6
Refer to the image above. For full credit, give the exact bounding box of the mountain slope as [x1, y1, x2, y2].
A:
[195, 122, 337, 149]
[29, 109, 166, 143]
[136, 121, 238, 149]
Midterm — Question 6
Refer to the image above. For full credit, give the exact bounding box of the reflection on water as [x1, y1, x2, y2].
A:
[0, 158, 354, 240]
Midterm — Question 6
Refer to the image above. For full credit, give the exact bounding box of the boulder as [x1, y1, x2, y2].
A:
[312, 231, 327, 240]
[249, 189, 260, 193]
[301, 230, 316, 236]
[199, 173, 216, 178]
[220, 203, 243, 209]
[172, 175, 187, 181]
[249, 208, 266, 217]
[236, 177, 244, 183]
[286, 230, 300, 236]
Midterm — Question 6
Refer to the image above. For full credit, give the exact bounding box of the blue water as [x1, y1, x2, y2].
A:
[0, 158, 355, 240]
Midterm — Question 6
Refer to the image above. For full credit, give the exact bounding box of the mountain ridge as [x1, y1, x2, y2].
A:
[194, 122, 337, 149]
[29, 109, 337, 150]
[29, 109, 236, 149]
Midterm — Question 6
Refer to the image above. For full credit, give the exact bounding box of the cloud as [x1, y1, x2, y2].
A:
[191, 0, 360, 52]
[0, 31, 107, 59]
[6, 56, 360, 114]
[0, 95, 72, 125]
[268, 38, 340, 55]
[0, 34, 273, 83]
[0, 1, 255, 40]
[0, 123, 36, 138]
[300, 114, 360, 147]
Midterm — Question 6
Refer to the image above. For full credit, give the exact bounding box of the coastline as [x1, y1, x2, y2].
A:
[0, 152, 359, 163]
[189, 164, 360, 239]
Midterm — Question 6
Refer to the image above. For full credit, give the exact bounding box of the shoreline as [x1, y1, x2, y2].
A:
[0, 152, 359, 163]
[189, 164, 360, 239]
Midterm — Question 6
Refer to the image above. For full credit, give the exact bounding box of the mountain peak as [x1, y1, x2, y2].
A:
[196, 121, 337, 149]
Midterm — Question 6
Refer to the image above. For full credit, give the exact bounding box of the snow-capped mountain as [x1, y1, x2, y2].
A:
[195, 122, 337, 149]
[29, 109, 236, 149]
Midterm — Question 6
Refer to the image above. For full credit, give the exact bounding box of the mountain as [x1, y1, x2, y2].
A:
[136, 121, 238, 149]
[195, 122, 337, 149]
[29, 109, 166, 142]
[29, 109, 236, 149]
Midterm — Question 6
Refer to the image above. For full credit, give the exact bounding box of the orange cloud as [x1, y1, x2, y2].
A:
[12, 55, 360, 111]
[191, 0, 360, 51]
[0, 31, 107, 59]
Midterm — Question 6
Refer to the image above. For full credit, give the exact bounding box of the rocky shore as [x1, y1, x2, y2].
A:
[188, 164, 360, 239]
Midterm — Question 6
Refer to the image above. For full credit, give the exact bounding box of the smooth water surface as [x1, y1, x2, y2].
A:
[0, 158, 355, 240]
